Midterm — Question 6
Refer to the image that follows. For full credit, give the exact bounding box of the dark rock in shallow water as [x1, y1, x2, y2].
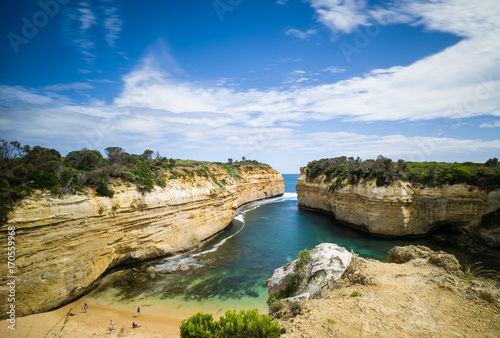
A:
[246, 290, 259, 298]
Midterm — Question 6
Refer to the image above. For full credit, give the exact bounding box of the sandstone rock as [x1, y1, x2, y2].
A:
[178, 264, 189, 272]
[267, 243, 352, 301]
[470, 283, 500, 308]
[386, 245, 435, 264]
[296, 167, 500, 244]
[0, 165, 284, 317]
[387, 245, 461, 274]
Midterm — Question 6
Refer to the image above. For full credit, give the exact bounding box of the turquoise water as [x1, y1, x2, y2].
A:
[90, 174, 498, 309]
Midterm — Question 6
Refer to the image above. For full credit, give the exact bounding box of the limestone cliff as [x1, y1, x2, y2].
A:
[296, 167, 500, 245]
[0, 165, 284, 317]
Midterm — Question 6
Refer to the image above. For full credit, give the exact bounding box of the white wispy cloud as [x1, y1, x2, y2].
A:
[78, 2, 97, 32]
[43, 82, 94, 91]
[479, 121, 500, 128]
[63, 0, 123, 64]
[103, 6, 123, 48]
[1, 79, 498, 167]
[0, 86, 53, 105]
[113, 35, 500, 124]
[286, 28, 317, 40]
[307, 0, 500, 38]
[323, 66, 347, 73]
[308, 0, 369, 34]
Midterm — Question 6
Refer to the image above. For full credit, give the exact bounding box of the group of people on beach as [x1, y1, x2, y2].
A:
[83, 303, 142, 332]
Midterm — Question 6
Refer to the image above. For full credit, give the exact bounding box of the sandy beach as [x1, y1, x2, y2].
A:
[0, 296, 242, 338]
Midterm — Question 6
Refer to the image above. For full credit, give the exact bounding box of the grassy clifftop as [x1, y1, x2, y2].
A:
[305, 156, 500, 192]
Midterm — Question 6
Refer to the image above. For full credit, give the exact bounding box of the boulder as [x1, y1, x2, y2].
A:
[387, 245, 461, 274]
[267, 243, 352, 300]
[178, 264, 189, 271]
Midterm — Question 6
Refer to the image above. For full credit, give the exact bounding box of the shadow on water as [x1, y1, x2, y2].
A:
[90, 174, 500, 306]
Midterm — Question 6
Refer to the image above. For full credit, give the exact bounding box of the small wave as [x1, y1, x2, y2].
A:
[155, 255, 204, 271]
[157, 193, 295, 266]
[281, 192, 298, 200]
[193, 225, 244, 257]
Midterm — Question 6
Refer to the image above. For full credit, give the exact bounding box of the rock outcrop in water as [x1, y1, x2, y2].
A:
[0, 165, 284, 317]
[296, 167, 500, 246]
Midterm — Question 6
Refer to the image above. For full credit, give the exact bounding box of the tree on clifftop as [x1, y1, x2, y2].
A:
[104, 146, 123, 162]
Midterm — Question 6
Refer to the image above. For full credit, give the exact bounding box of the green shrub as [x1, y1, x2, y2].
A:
[218, 309, 280, 338]
[65, 149, 102, 171]
[28, 170, 59, 190]
[110, 204, 120, 217]
[458, 262, 496, 280]
[306, 156, 500, 190]
[180, 312, 218, 338]
[266, 295, 284, 313]
[351, 291, 362, 297]
[296, 249, 311, 268]
[284, 273, 298, 298]
[96, 181, 115, 198]
[180, 309, 280, 338]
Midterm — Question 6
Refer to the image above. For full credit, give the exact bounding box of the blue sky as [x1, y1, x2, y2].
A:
[1, 0, 499, 173]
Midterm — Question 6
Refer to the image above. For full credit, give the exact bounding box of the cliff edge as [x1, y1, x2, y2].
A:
[1, 165, 284, 317]
[271, 244, 500, 337]
[297, 167, 500, 246]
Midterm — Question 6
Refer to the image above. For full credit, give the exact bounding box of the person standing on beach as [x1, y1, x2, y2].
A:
[84, 303, 88, 313]
[137, 306, 140, 317]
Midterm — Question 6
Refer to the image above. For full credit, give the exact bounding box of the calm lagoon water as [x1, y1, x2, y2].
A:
[89, 174, 498, 312]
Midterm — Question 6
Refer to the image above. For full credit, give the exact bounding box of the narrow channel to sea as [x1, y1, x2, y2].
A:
[88, 174, 499, 314]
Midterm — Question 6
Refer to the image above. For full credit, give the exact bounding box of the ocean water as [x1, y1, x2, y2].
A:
[89, 174, 498, 312]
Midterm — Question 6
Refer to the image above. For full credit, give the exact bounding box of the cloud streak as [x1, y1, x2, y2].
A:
[62, 0, 123, 65]
[286, 28, 317, 40]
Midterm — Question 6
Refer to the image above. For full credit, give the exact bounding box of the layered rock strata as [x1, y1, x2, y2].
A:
[296, 167, 500, 245]
[1, 166, 284, 316]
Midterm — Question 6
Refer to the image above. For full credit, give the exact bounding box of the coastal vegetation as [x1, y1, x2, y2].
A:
[305, 155, 500, 191]
[180, 309, 280, 338]
[267, 247, 314, 316]
[0, 139, 269, 226]
[458, 262, 497, 281]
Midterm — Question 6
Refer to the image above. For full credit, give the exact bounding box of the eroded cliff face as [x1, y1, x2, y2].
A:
[1, 166, 284, 316]
[296, 167, 500, 245]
